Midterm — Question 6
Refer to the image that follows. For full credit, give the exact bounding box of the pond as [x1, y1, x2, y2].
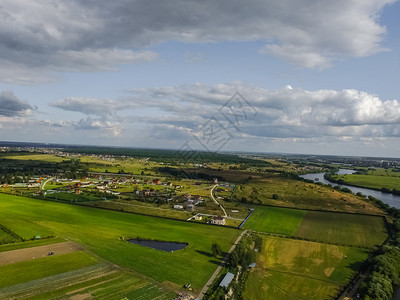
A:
[127, 239, 188, 252]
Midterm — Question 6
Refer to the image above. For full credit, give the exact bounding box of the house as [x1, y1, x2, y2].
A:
[219, 272, 234, 288]
[174, 205, 184, 210]
[142, 190, 150, 196]
[75, 189, 81, 194]
[211, 216, 226, 226]
[194, 195, 202, 201]
[186, 204, 194, 211]
[194, 214, 202, 221]
[166, 182, 173, 186]
[152, 179, 161, 185]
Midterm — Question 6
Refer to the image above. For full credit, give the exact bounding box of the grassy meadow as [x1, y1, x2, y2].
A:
[243, 206, 387, 248]
[243, 206, 306, 235]
[244, 236, 370, 300]
[0, 251, 97, 289]
[332, 173, 400, 191]
[234, 178, 383, 214]
[0, 193, 239, 290]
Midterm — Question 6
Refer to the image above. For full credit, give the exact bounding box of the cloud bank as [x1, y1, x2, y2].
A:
[49, 82, 400, 142]
[0, 0, 395, 83]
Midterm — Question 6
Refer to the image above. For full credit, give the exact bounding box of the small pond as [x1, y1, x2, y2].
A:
[127, 239, 188, 252]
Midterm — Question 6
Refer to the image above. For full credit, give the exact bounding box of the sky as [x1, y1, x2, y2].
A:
[0, 0, 400, 158]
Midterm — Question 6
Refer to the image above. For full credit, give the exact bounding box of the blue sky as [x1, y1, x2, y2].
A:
[0, 0, 400, 157]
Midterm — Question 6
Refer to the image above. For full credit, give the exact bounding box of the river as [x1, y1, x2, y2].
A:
[300, 169, 400, 298]
[299, 169, 400, 209]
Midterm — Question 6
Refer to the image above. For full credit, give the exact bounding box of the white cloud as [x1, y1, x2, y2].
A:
[0, 0, 395, 83]
[50, 82, 400, 144]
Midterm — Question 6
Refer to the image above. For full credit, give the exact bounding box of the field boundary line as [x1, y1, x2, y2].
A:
[0, 193, 241, 230]
[247, 230, 373, 250]
[265, 267, 339, 285]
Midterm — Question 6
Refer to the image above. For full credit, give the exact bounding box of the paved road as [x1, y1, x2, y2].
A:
[197, 230, 247, 299]
[41, 177, 55, 191]
[210, 185, 227, 218]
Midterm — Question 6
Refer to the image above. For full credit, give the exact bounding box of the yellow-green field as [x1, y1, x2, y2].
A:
[243, 206, 387, 248]
[244, 236, 369, 300]
[234, 178, 383, 214]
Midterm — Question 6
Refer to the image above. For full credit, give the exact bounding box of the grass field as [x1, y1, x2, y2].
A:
[332, 173, 400, 191]
[244, 236, 369, 300]
[3, 154, 66, 163]
[243, 206, 387, 248]
[243, 206, 306, 235]
[0, 228, 18, 244]
[234, 178, 383, 214]
[0, 260, 175, 300]
[295, 211, 387, 248]
[0, 193, 239, 290]
[0, 251, 97, 289]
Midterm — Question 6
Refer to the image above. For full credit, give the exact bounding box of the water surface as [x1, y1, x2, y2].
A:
[127, 239, 188, 252]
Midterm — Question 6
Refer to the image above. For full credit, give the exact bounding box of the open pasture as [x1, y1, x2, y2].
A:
[242, 206, 306, 235]
[0, 193, 240, 290]
[244, 236, 369, 300]
[243, 205, 387, 248]
[332, 173, 400, 191]
[0, 257, 174, 300]
[296, 211, 387, 248]
[234, 178, 383, 214]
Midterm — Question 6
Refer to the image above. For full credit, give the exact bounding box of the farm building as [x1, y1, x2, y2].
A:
[211, 216, 226, 226]
[219, 272, 234, 288]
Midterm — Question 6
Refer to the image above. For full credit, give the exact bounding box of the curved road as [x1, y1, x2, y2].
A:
[210, 185, 227, 218]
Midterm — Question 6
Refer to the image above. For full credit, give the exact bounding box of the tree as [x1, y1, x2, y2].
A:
[211, 243, 222, 257]
[272, 194, 279, 200]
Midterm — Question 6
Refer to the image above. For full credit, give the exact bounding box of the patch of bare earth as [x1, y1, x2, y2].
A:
[0, 241, 83, 265]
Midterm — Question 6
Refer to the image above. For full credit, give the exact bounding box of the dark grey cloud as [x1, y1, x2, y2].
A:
[0, 91, 34, 117]
[0, 0, 395, 83]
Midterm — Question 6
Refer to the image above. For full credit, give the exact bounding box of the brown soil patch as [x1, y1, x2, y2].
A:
[324, 267, 335, 277]
[68, 292, 92, 300]
[0, 241, 83, 265]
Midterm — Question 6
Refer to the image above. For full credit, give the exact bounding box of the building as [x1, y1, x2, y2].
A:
[211, 216, 226, 226]
[219, 272, 234, 288]
[174, 205, 184, 210]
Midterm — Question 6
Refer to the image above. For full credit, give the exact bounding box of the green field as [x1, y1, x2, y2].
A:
[296, 211, 387, 248]
[244, 236, 369, 300]
[0, 260, 175, 300]
[0, 193, 239, 290]
[234, 178, 383, 214]
[243, 206, 306, 235]
[332, 173, 400, 191]
[0, 228, 18, 244]
[243, 206, 387, 248]
[3, 154, 66, 163]
[0, 251, 97, 289]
